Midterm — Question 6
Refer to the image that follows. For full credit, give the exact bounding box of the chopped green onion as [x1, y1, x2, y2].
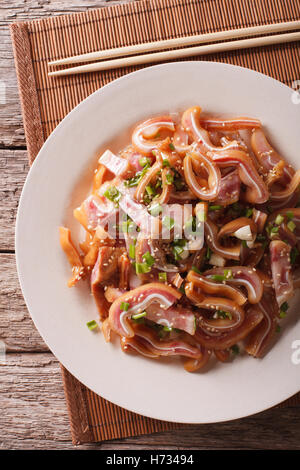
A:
[149, 202, 162, 216]
[286, 211, 294, 221]
[271, 226, 279, 233]
[196, 206, 207, 222]
[173, 245, 184, 260]
[103, 187, 121, 205]
[162, 216, 175, 230]
[209, 205, 223, 211]
[121, 219, 135, 233]
[179, 283, 185, 294]
[86, 320, 98, 331]
[169, 142, 175, 151]
[120, 302, 130, 311]
[162, 158, 170, 167]
[242, 240, 248, 247]
[257, 234, 266, 241]
[142, 251, 155, 267]
[191, 265, 202, 274]
[184, 216, 196, 232]
[154, 177, 162, 189]
[218, 310, 232, 320]
[139, 157, 151, 167]
[145, 185, 156, 196]
[279, 311, 287, 319]
[158, 272, 167, 282]
[231, 344, 240, 355]
[173, 239, 186, 247]
[163, 325, 172, 332]
[280, 302, 289, 312]
[135, 262, 151, 274]
[173, 177, 184, 191]
[287, 220, 296, 232]
[231, 202, 242, 213]
[131, 311, 147, 320]
[124, 164, 150, 187]
[206, 247, 211, 260]
[166, 172, 174, 185]
[275, 214, 284, 225]
[245, 208, 253, 218]
[129, 244, 136, 259]
[210, 274, 225, 282]
[290, 247, 299, 264]
[224, 269, 233, 279]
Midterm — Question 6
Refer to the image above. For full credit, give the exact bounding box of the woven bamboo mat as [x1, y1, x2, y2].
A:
[10, 0, 300, 445]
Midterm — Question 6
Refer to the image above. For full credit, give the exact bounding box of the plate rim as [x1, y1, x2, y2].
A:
[15, 61, 300, 424]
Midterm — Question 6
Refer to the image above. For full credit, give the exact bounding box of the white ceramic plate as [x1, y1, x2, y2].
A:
[16, 62, 300, 423]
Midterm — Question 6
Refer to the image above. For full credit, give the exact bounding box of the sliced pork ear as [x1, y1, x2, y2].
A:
[109, 283, 182, 338]
[59, 227, 85, 287]
[214, 169, 241, 206]
[120, 145, 154, 172]
[217, 217, 257, 242]
[91, 246, 120, 319]
[91, 246, 120, 284]
[132, 116, 175, 155]
[118, 190, 160, 237]
[194, 304, 264, 350]
[118, 252, 131, 289]
[269, 170, 300, 202]
[121, 336, 159, 359]
[200, 116, 261, 131]
[181, 106, 240, 154]
[211, 149, 269, 204]
[252, 209, 268, 233]
[145, 303, 196, 335]
[205, 218, 241, 261]
[267, 208, 300, 241]
[99, 149, 134, 178]
[124, 324, 202, 359]
[74, 193, 118, 232]
[270, 240, 293, 307]
[251, 128, 294, 185]
[186, 270, 247, 306]
[244, 290, 279, 358]
[184, 347, 212, 372]
[204, 266, 263, 304]
[173, 125, 191, 155]
[183, 148, 221, 200]
[214, 349, 231, 363]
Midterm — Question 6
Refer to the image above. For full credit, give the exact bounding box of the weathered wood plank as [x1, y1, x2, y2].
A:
[0, 1, 135, 148]
[0, 29, 25, 148]
[0, 0, 133, 24]
[0, 352, 299, 450]
[0, 150, 28, 251]
[0, 352, 74, 449]
[0, 253, 48, 352]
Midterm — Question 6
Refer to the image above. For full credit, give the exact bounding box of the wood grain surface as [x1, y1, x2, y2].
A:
[0, 0, 299, 450]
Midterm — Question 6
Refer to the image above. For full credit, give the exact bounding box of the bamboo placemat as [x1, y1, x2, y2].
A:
[10, 0, 300, 445]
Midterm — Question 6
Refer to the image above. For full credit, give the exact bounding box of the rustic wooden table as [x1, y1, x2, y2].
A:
[1, 0, 300, 450]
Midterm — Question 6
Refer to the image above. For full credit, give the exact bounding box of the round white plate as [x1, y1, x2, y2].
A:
[16, 62, 300, 423]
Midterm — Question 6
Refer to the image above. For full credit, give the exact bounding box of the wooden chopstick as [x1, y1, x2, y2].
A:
[48, 31, 300, 77]
[48, 20, 300, 67]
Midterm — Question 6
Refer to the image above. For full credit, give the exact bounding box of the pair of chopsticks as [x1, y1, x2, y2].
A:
[48, 20, 300, 77]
